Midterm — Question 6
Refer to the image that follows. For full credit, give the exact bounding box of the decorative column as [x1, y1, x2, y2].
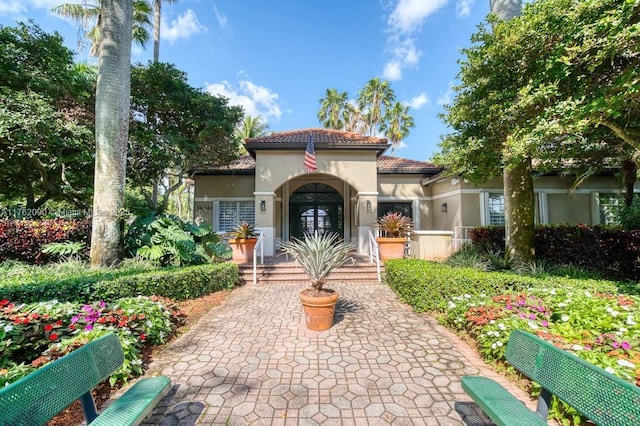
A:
[356, 191, 378, 255]
[254, 191, 276, 256]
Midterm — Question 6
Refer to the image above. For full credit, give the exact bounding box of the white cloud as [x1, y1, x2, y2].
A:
[388, 0, 449, 34]
[0, 1, 25, 14]
[382, 61, 402, 81]
[406, 93, 429, 109]
[0, 0, 61, 15]
[162, 9, 207, 44]
[213, 5, 227, 29]
[456, 0, 473, 17]
[382, 0, 450, 82]
[29, 0, 62, 8]
[205, 77, 282, 122]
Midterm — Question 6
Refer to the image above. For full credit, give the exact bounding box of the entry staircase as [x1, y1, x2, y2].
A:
[236, 252, 383, 285]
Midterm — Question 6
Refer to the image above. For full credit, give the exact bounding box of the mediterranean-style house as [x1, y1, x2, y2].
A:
[191, 128, 626, 259]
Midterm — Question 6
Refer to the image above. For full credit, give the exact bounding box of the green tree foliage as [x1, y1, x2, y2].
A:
[128, 61, 244, 213]
[436, 0, 639, 181]
[0, 22, 94, 209]
[435, 0, 639, 263]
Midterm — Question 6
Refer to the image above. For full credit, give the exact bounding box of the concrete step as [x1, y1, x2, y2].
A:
[237, 261, 383, 284]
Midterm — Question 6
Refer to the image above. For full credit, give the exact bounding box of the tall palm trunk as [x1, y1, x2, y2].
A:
[491, 0, 533, 264]
[153, 0, 161, 61]
[90, 0, 133, 267]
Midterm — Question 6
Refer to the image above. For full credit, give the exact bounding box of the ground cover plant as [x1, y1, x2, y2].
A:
[441, 288, 640, 424]
[385, 257, 640, 424]
[0, 295, 185, 387]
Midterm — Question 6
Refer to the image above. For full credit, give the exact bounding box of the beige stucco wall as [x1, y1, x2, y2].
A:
[377, 174, 430, 230]
[195, 175, 254, 198]
[254, 150, 378, 194]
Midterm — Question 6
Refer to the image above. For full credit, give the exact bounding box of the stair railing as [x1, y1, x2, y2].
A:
[253, 231, 265, 285]
[368, 230, 381, 283]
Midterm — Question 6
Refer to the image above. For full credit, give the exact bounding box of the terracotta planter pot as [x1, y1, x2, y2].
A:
[299, 290, 339, 331]
[376, 237, 406, 260]
[229, 238, 257, 263]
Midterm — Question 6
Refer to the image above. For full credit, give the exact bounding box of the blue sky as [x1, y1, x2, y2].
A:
[0, 0, 491, 161]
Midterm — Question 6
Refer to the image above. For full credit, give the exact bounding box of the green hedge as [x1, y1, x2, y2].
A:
[93, 263, 239, 301]
[0, 263, 239, 303]
[384, 259, 620, 312]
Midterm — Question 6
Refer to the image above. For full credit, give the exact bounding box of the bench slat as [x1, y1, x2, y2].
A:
[89, 376, 171, 426]
[461, 376, 547, 426]
[0, 333, 124, 426]
[507, 330, 640, 426]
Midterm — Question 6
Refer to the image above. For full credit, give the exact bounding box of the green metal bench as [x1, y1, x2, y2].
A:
[0, 332, 171, 426]
[462, 329, 640, 426]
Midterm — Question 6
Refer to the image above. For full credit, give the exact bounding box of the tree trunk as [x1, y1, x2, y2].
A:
[621, 158, 637, 207]
[504, 159, 535, 265]
[90, 0, 133, 267]
[490, 0, 528, 264]
[153, 0, 161, 62]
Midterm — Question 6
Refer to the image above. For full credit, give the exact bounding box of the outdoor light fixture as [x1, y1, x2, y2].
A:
[366, 200, 372, 212]
[441, 203, 448, 213]
[260, 200, 266, 211]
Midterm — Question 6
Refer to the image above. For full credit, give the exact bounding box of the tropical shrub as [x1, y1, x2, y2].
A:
[125, 213, 230, 266]
[0, 218, 91, 263]
[469, 224, 640, 281]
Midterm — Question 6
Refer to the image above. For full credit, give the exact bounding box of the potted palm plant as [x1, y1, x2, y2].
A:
[375, 212, 412, 260]
[229, 222, 258, 263]
[279, 232, 353, 331]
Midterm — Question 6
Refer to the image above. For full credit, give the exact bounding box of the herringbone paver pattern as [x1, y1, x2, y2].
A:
[138, 280, 535, 425]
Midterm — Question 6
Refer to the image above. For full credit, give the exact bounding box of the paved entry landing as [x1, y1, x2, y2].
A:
[141, 281, 534, 425]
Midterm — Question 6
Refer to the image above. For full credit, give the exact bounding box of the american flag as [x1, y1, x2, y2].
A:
[303, 133, 317, 173]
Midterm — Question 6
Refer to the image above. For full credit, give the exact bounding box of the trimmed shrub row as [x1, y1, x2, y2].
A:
[0, 262, 239, 303]
[0, 218, 91, 263]
[384, 258, 620, 312]
[470, 224, 640, 281]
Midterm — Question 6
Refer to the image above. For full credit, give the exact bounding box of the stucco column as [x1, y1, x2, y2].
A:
[254, 191, 276, 256]
[356, 191, 378, 255]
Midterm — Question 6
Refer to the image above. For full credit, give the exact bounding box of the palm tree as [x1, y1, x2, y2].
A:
[235, 115, 269, 155]
[153, 0, 178, 61]
[357, 77, 395, 136]
[381, 101, 415, 151]
[317, 88, 349, 130]
[237, 115, 270, 140]
[52, 0, 151, 56]
[90, 0, 133, 266]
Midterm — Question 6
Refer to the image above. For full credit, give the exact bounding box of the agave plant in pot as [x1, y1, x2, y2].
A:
[279, 232, 353, 331]
[375, 212, 412, 260]
[229, 222, 258, 263]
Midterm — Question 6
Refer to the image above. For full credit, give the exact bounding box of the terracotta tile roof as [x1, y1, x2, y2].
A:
[245, 128, 388, 146]
[377, 155, 442, 174]
[191, 155, 255, 174]
[193, 154, 441, 175]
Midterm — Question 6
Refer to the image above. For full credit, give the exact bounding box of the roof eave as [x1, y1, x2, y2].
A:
[245, 143, 390, 158]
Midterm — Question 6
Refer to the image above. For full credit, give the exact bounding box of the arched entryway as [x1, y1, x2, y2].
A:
[289, 183, 344, 240]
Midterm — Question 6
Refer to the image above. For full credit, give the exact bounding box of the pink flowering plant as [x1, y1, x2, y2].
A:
[0, 296, 184, 387]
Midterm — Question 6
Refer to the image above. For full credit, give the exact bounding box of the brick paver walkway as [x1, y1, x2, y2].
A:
[139, 281, 535, 425]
